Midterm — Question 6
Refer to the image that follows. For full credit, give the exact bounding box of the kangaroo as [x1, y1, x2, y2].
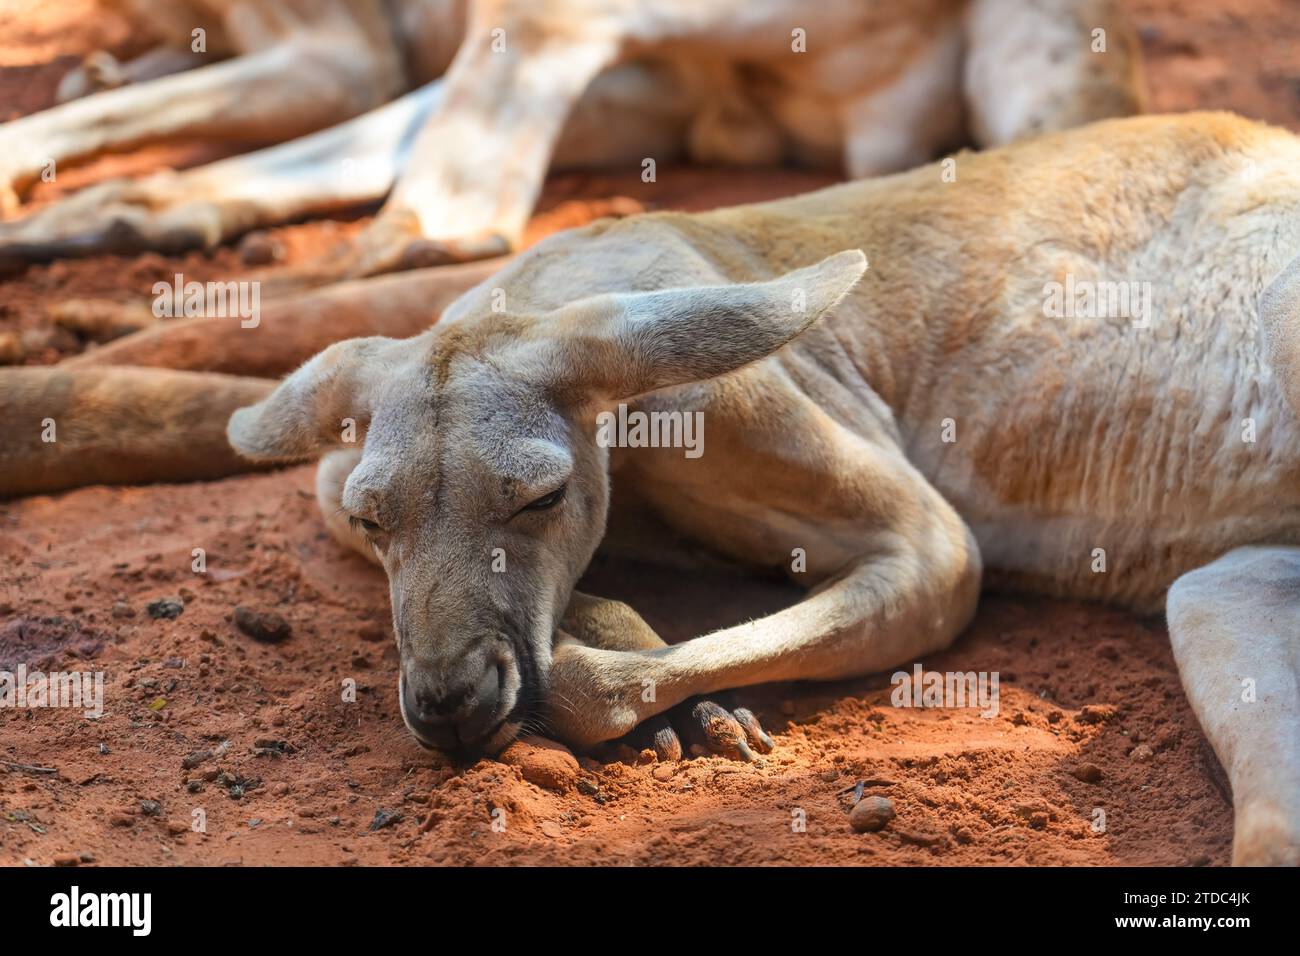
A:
[0, 0, 1144, 280]
[4, 112, 1297, 865]
[217, 112, 1300, 866]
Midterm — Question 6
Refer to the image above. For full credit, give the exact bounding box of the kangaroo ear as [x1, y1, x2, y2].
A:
[227, 336, 403, 461]
[553, 250, 867, 398]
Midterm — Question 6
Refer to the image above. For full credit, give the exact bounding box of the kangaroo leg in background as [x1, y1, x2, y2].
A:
[266, 7, 627, 283]
[962, 0, 1146, 147]
[0, 82, 443, 271]
[0, 25, 404, 216]
[0, 57, 695, 280]
[56, 45, 211, 103]
[0, 367, 274, 498]
[1166, 547, 1300, 866]
[62, 257, 506, 377]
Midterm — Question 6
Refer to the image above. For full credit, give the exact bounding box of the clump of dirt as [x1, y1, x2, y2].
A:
[4, 0, 1297, 866]
[0, 616, 105, 672]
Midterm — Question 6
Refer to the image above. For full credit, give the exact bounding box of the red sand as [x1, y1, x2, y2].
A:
[2, 0, 1296, 866]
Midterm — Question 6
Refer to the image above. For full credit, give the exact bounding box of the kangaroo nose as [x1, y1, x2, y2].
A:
[401, 662, 502, 750]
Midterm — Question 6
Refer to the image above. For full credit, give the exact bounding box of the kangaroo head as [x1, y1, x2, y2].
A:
[227, 249, 865, 754]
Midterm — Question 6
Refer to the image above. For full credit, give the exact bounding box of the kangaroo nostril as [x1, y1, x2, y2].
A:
[428, 684, 468, 717]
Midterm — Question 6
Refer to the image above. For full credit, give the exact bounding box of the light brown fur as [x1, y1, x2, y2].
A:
[7, 112, 1295, 866]
[223, 113, 1300, 865]
[0, 0, 1143, 278]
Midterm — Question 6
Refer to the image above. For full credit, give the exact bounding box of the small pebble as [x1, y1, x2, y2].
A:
[369, 808, 402, 831]
[238, 231, 285, 266]
[146, 598, 184, 620]
[1130, 743, 1155, 763]
[849, 795, 896, 833]
[234, 606, 292, 643]
[1070, 763, 1103, 784]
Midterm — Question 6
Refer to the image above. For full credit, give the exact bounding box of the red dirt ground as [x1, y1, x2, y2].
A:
[2, 0, 1296, 866]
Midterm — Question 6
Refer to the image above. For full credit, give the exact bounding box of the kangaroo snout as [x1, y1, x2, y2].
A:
[400, 658, 505, 752]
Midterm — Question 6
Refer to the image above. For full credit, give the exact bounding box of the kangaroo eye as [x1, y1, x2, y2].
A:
[521, 484, 567, 513]
[349, 515, 383, 535]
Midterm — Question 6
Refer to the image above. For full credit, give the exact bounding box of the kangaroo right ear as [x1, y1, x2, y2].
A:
[547, 250, 867, 399]
[227, 336, 402, 462]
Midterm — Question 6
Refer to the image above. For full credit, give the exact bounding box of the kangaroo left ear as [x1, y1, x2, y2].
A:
[552, 249, 867, 398]
[227, 335, 406, 462]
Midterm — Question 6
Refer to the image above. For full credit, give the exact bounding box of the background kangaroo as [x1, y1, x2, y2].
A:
[0, 0, 1144, 283]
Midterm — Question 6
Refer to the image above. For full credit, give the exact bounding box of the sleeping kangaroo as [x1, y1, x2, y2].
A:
[4, 112, 1298, 865]
[0, 0, 1143, 279]
[212, 112, 1300, 866]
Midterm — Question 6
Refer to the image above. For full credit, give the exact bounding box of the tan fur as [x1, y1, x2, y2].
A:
[0, 368, 273, 497]
[221, 112, 1300, 864]
[0, 0, 1143, 274]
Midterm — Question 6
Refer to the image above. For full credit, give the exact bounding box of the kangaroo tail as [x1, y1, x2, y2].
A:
[0, 366, 274, 498]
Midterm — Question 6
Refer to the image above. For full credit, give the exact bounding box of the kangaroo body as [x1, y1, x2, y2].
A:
[481, 112, 1300, 613]
[319, 113, 1297, 865]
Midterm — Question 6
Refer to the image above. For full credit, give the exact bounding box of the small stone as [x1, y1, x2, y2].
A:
[849, 795, 896, 833]
[540, 820, 563, 839]
[146, 598, 184, 620]
[234, 606, 292, 643]
[139, 799, 162, 816]
[369, 808, 402, 831]
[1130, 743, 1155, 763]
[1070, 763, 1103, 784]
[651, 764, 675, 782]
[498, 736, 580, 793]
[110, 601, 135, 620]
[182, 750, 212, 770]
[1077, 704, 1117, 724]
[52, 853, 81, 867]
[237, 231, 285, 266]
